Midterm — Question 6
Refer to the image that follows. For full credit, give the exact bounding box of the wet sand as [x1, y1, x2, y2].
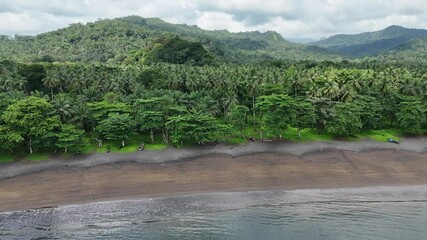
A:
[0, 149, 426, 212]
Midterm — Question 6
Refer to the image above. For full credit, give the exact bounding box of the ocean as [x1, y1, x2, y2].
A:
[1, 186, 426, 240]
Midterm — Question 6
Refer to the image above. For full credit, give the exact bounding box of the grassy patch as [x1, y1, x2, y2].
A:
[26, 153, 50, 162]
[144, 144, 168, 150]
[0, 154, 14, 163]
[227, 137, 248, 144]
[81, 139, 168, 153]
[113, 145, 139, 153]
[283, 128, 334, 142]
[357, 129, 403, 142]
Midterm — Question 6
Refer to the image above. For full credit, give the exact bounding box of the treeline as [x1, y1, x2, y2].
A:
[0, 60, 427, 154]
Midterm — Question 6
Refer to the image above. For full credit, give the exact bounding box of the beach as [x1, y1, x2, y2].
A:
[0, 138, 426, 212]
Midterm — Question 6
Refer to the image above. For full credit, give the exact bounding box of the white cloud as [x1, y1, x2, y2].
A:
[0, 12, 41, 35]
[196, 12, 247, 32]
[0, 0, 426, 38]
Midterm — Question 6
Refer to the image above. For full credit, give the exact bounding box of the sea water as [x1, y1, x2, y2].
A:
[1, 186, 427, 240]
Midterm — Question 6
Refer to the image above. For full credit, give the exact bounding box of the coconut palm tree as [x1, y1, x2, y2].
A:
[52, 93, 75, 123]
[321, 79, 340, 101]
[71, 103, 90, 129]
[43, 69, 60, 100]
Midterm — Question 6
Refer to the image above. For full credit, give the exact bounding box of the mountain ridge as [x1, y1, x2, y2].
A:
[0, 16, 338, 64]
[0, 16, 426, 64]
[310, 25, 427, 57]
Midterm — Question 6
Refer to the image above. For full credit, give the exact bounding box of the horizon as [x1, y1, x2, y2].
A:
[0, 0, 426, 39]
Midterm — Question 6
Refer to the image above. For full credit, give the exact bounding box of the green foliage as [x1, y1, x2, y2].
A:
[0, 16, 338, 64]
[88, 101, 132, 123]
[1, 97, 61, 153]
[396, 99, 426, 134]
[357, 129, 403, 142]
[134, 96, 182, 143]
[326, 102, 363, 136]
[56, 124, 86, 153]
[282, 127, 334, 142]
[354, 96, 382, 129]
[145, 36, 216, 66]
[292, 99, 316, 129]
[167, 113, 231, 145]
[0, 125, 23, 151]
[256, 94, 295, 138]
[0, 154, 14, 163]
[1, 43, 427, 159]
[135, 98, 166, 131]
[228, 105, 249, 138]
[26, 153, 50, 162]
[144, 144, 168, 150]
[96, 113, 137, 147]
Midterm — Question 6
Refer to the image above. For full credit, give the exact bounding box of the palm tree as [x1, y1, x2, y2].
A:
[321, 79, 340, 101]
[220, 92, 238, 119]
[374, 71, 396, 95]
[246, 76, 260, 126]
[346, 70, 365, 94]
[52, 93, 75, 123]
[30, 90, 50, 100]
[340, 85, 356, 102]
[398, 77, 421, 96]
[71, 103, 90, 129]
[43, 69, 60, 100]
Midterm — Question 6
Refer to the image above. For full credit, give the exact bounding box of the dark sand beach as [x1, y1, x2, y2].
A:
[0, 138, 426, 212]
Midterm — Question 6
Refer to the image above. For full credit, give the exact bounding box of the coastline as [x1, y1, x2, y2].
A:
[1, 137, 426, 180]
[0, 138, 427, 212]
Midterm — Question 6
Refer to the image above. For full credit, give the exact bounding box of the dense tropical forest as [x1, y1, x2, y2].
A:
[0, 16, 427, 161]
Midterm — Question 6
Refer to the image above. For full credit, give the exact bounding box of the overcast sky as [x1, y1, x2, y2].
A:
[1, 0, 427, 39]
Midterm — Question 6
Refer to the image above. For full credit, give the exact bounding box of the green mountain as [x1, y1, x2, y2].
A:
[311, 25, 427, 57]
[0, 16, 338, 64]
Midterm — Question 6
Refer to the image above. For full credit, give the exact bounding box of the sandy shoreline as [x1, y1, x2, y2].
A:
[1, 137, 427, 180]
[0, 138, 427, 212]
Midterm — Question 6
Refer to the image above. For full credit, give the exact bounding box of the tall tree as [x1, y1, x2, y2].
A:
[56, 124, 85, 153]
[167, 112, 230, 145]
[256, 94, 295, 140]
[1, 97, 61, 153]
[326, 102, 362, 137]
[43, 69, 60, 100]
[396, 99, 426, 134]
[228, 105, 249, 138]
[291, 99, 316, 140]
[96, 113, 136, 147]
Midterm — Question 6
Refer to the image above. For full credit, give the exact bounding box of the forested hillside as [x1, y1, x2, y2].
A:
[375, 38, 427, 62]
[0, 16, 338, 65]
[311, 25, 427, 58]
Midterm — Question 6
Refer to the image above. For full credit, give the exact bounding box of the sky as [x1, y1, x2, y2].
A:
[0, 0, 427, 39]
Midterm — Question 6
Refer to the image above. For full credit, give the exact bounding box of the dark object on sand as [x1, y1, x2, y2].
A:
[387, 138, 400, 144]
[247, 137, 256, 142]
[138, 143, 145, 151]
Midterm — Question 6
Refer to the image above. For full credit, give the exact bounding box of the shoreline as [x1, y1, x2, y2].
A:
[1, 137, 427, 180]
[0, 138, 426, 212]
[46, 184, 427, 211]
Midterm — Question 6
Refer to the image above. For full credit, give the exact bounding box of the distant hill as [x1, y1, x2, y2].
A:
[0, 16, 338, 64]
[374, 38, 427, 62]
[311, 25, 427, 57]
